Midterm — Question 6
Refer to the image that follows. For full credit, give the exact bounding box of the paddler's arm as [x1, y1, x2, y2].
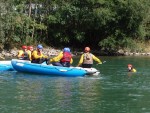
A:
[27, 51, 32, 61]
[50, 52, 63, 62]
[17, 50, 23, 58]
[132, 68, 137, 72]
[70, 58, 73, 64]
[42, 55, 48, 59]
[92, 55, 102, 64]
[77, 54, 84, 67]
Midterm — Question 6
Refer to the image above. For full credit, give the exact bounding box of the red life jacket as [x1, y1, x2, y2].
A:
[60, 52, 72, 62]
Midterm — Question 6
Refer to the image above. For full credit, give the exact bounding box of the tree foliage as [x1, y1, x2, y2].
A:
[0, 0, 149, 51]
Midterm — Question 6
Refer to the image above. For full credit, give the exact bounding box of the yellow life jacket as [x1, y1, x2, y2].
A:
[18, 50, 29, 60]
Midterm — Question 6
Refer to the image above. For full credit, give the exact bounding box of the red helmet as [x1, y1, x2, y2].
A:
[128, 64, 133, 67]
[85, 47, 90, 52]
[22, 45, 27, 49]
[28, 46, 33, 51]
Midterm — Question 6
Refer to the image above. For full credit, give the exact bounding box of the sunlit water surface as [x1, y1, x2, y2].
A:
[0, 56, 150, 113]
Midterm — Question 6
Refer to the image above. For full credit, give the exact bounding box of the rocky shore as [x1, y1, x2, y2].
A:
[0, 48, 62, 59]
[0, 48, 150, 59]
[116, 49, 150, 56]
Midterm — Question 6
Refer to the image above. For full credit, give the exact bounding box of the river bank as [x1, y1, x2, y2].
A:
[0, 48, 62, 59]
[0, 47, 150, 59]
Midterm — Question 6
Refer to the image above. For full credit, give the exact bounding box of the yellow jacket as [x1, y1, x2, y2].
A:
[50, 51, 73, 64]
[17, 50, 30, 59]
[17, 50, 24, 58]
[131, 68, 137, 72]
[77, 53, 102, 66]
[27, 50, 32, 61]
[31, 50, 48, 60]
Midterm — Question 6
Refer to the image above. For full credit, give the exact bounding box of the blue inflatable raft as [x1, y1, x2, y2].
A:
[11, 59, 87, 77]
[0, 61, 14, 71]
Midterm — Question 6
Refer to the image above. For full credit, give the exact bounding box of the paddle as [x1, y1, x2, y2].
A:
[103, 61, 106, 63]
[0, 56, 5, 60]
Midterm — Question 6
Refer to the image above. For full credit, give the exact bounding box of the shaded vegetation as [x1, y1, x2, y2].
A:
[0, 0, 149, 53]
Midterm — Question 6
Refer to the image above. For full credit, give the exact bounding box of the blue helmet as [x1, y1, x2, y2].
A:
[63, 47, 70, 52]
[37, 44, 43, 49]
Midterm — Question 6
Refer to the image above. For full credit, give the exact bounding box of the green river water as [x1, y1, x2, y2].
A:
[0, 56, 150, 113]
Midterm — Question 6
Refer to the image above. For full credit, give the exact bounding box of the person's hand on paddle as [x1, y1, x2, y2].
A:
[97, 61, 106, 65]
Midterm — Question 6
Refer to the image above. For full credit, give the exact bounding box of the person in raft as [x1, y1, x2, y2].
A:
[49, 47, 73, 67]
[27, 46, 34, 61]
[31, 44, 48, 64]
[127, 64, 136, 72]
[17, 45, 30, 60]
[77, 47, 102, 68]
